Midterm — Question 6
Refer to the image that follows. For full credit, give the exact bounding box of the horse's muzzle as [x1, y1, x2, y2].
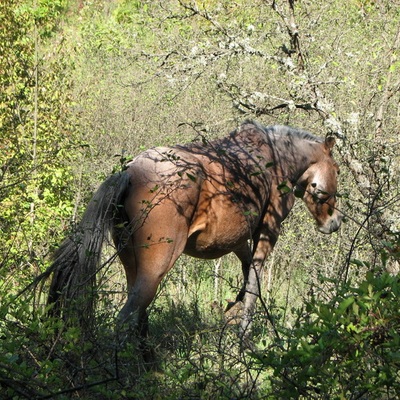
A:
[318, 213, 343, 234]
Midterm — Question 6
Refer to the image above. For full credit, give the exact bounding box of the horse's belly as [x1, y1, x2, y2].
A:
[184, 240, 243, 259]
[184, 175, 261, 259]
[184, 219, 251, 259]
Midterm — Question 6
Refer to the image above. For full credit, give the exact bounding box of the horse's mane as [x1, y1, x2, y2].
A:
[240, 120, 324, 144]
[178, 120, 323, 153]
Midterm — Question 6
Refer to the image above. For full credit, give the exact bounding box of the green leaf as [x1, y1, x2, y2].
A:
[186, 172, 197, 182]
[336, 296, 355, 316]
[277, 181, 291, 194]
[294, 188, 304, 198]
[243, 210, 258, 216]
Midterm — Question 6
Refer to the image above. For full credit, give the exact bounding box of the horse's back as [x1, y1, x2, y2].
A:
[122, 146, 204, 245]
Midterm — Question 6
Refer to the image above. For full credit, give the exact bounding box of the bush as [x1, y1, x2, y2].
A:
[256, 268, 400, 399]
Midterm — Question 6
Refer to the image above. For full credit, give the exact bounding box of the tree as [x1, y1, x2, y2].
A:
[0, 0, 79, 287]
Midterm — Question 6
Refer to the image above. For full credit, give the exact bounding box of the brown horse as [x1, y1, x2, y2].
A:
[46, 120, 341, 337]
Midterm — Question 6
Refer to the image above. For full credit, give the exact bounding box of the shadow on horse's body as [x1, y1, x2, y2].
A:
[46, 120, 342, 339]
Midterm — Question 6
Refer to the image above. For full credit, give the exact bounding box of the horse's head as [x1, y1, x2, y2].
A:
[296, 137, 342, 234]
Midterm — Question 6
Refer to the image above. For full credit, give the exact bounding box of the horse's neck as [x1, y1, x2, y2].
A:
[273, 137, 323, 183]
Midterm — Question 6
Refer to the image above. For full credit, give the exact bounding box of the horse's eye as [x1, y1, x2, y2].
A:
[311, 182, 317, 188]
[312, 193, 327, 204]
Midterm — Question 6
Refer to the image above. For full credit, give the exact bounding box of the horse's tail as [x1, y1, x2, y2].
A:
[47, 171, 131, 326]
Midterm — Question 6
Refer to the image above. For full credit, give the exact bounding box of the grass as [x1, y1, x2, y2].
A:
[0, 253, 277, 399]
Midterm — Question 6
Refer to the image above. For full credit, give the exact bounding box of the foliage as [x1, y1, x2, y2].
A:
[257, 268, 400, 399]
[0, 0, 80, 284]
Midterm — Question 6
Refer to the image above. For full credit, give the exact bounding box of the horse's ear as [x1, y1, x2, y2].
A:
[325, 136, 336, 150]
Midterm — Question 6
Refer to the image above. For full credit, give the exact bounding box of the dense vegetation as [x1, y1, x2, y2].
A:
[1, 0, 399, 398]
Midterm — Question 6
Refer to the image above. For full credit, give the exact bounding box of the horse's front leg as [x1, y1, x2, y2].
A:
[232, 243, 253, 304]
[239, 230, 277, 341]
[239, 260, 264, 339]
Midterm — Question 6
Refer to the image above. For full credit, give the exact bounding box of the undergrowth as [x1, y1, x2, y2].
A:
[1, 249, 400, 399]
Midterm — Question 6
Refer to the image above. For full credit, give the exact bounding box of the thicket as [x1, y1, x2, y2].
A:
[1, 0, 399, 398]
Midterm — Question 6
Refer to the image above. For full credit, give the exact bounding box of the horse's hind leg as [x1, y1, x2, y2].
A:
[115, 222, 187, 364]
[117, 242, 186, 354]
[113, 238, 138, 322]
[116, 207, 189, 334]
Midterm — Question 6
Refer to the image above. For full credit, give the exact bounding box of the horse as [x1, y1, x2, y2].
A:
[45, 120, 342, 340]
